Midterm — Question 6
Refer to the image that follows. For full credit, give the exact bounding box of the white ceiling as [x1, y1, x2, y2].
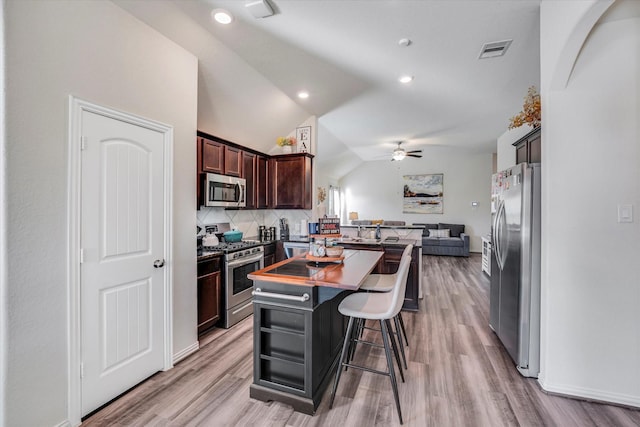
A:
[117, 0, 540, 168]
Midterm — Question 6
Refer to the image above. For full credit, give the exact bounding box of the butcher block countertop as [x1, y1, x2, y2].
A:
[248, 249, 383, 290]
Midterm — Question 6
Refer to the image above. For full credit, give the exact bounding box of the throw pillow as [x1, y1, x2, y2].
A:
[438, 223, 465, 237]
[415, 223, 438, 236]
[429, 229, 450, 238]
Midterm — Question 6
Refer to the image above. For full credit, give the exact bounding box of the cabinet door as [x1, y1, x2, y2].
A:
[270, 154, 312, 209]
[224, 146, 242, 177]
[515, 142, 528, 164]
[264, 254, 275, 267]
[383, 246, 402, 274]
[242, 151, 257, 209]
[202, 138, 224, 174]
[196, 138, 202, 208]
[528, 133, 541, 163]
[256, 155, 269, 209]
[197, 271, 221, 334]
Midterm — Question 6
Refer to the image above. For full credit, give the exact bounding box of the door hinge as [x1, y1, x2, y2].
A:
[80, 136, 88, 150]
[80, 249, 84, 264]
[80, 362, 84, 379]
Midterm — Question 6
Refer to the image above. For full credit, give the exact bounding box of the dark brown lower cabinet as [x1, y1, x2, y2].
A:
[263, 241, 276, 267]
[197, 255, 222, 335]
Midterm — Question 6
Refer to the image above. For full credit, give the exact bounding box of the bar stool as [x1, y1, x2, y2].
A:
[358, 244, 412, 351]
[329, 255, 412, 424]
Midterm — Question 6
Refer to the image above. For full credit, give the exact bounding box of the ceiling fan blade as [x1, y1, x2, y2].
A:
[406, 150, 422, 154]
[407, 154, 422, 158]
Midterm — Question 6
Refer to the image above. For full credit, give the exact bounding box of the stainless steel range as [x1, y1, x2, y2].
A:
[201, 224, 264, 328]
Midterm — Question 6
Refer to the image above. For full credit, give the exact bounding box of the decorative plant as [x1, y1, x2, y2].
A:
[276, 136, 297, 146]
[509, 86, 541, 130]
[317, 187, 326, 204]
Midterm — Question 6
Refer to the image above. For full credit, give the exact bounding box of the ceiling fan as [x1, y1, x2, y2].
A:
[391, 142, 422, 161]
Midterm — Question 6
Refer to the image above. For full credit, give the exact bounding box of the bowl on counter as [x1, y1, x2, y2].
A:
[223, 230, 243, 242]
[325, 246, 344, 257]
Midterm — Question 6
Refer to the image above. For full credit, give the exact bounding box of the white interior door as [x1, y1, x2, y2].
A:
[80, 110, 166, 416]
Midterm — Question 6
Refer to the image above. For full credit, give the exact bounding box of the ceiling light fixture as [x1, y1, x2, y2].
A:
[398, 75, 414, 84]
[398, 38, 412, 47]
[297, 91, 309, 99]
[212, 9, 234, 25]
[392, 149, 406, 161]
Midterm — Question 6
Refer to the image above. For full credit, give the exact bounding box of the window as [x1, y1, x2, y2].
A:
[328, 185, 341, 218]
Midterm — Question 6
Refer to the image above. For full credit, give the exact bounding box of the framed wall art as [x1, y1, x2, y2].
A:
[296, 126, 311, 153]
[402, 174, 443, 214]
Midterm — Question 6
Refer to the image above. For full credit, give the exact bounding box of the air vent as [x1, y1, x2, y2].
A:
[245, 0, 275, 19]
[478, 39, 512, 59]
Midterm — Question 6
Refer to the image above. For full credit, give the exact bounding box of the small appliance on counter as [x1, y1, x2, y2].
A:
[279, 218, 290, 240]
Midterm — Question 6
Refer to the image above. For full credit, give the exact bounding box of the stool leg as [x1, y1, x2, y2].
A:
[398, 312, 409, 347]
[385, 319, 405, 383]
[380, 319, 403, 424]
[348, 318, 364, 365]
[394, 316, 408, 370]
[330, 316, 356, 408]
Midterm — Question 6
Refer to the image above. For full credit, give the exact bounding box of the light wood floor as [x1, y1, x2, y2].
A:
[83, 254, 640, 426]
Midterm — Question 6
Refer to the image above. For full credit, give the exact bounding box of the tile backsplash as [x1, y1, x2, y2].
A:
[197, 207, 313, 238]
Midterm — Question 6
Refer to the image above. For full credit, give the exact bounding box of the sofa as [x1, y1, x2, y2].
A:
[413, 223, 469, 257]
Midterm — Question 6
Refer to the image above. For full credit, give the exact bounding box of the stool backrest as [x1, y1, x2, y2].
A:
[385, 244, 413, 318]
[401, 244, 412, 259]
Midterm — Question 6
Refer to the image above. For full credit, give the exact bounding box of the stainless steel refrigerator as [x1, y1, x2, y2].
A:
[490, 163, 541, 378]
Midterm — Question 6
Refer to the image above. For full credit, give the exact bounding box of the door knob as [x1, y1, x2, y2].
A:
[153, 259, 165, 268]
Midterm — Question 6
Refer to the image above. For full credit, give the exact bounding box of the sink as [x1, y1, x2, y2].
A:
[340, 237, 381, 244]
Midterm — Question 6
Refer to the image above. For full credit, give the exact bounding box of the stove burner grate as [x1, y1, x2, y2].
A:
[202, 240, 262, 253]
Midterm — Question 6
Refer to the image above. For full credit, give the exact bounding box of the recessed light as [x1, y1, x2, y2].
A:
[297, 91, 310, 99]
[212, 9, 234, 25]
[398, 75, 414, 84]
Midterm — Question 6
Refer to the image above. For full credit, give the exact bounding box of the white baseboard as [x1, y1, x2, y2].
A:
[172, 341, 199, 364]
[539, 378, 640, 409]
[54, 420, 73, 427]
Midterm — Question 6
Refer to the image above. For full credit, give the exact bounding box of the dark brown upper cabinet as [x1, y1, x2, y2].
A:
[514, 127, 541, 165]
[242, 151, 257, 209]
[270, 153, 313, 210]
[256, 155, 269, 209]
[224, 146, 242, 177]
[201, 137, 224, 174]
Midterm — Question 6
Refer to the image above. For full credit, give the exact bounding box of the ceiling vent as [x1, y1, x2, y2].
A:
[245, 0, 275, 19]
[478, 39, 512, 59]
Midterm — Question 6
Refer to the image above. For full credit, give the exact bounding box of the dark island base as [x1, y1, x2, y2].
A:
[251, 282, 349, 415]
[250, 350, 340, 415]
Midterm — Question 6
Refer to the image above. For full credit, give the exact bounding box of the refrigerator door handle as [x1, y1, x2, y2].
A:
[494, 200, 506, 271]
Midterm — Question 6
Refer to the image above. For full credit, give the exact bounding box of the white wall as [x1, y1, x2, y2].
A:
[4, 1, 198, 425]
[0, 1, 7, 425]
[115, 0, 311, 156]
[496, 125, 532, 172]
[339, 146, 493, 252]
[540, 0, 640, 407]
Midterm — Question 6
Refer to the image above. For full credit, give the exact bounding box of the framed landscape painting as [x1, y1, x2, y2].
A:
[403, 174, 443, 214]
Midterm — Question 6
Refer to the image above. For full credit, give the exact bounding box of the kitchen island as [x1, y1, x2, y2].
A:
[247, 249, 383, 415]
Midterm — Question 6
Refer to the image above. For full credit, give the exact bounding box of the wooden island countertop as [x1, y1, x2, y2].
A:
[248, 249, 383, 290]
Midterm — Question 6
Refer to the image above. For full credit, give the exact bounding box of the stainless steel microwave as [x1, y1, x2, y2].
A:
[205, 173, 246, 208]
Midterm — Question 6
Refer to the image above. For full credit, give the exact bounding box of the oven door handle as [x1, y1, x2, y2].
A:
[252, 288, 310, 302]
[226, 251, 264, 268]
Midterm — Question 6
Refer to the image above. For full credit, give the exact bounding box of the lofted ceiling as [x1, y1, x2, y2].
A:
[117, 0, 540, 171]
